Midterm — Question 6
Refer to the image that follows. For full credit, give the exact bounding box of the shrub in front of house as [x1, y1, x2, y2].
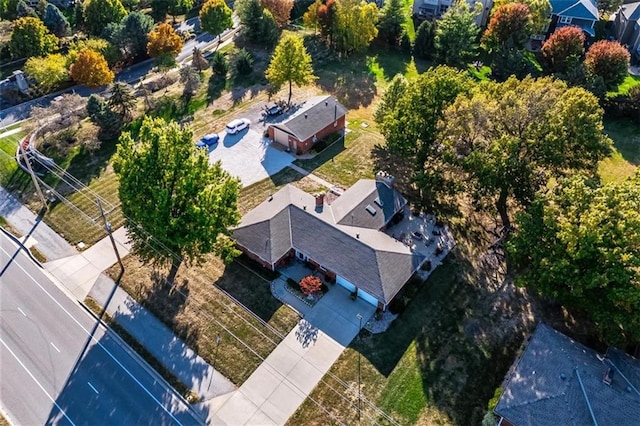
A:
[299, 275, 322, 296]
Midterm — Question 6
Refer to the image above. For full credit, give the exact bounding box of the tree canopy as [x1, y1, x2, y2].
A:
[147, 23, 183, 63]
[69, 49, 115, 88]
[107, 82, 136, 121]
[481, 3, 532, 52]
[492, 0, 550, 34]
[540, 25, 585, 74]
[43, 3, 70, 37]
[9, 16, 58, 59]
[260, 0, 294, 27]
[83, 0, 127, 36]
[199, 0, 234, 38]
[507, 172, 640, 345]
[376, 0, 405, 46]
[440, 76, 612, 228]
[584, 40, 630, 89]
[113, 117, 241, 284]
[333, 0, 379, 55]
[24, 53, 69, 91]
[265, 33, 316, 105]
[434, 0, 480, 68]
[235, 0, 279, 45]
[113, 11, 155, 59]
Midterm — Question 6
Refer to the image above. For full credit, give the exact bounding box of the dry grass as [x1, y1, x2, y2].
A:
[106, 254, 300, 386]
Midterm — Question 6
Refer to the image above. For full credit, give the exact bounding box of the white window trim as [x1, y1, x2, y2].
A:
[559, 16, 572, 24]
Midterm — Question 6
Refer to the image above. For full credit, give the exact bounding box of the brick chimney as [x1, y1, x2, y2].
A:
[314, 192, 325, 212]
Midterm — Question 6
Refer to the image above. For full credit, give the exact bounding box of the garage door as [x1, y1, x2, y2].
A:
[358, 289, 378, 307]
[273, 127, 289, 146]
[336, 275, 355, 292]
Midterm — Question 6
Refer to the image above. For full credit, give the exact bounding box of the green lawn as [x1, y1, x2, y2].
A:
[0, 129, 26, 186]
[599, 117, 640, 183]
[607, 74, 640, 97]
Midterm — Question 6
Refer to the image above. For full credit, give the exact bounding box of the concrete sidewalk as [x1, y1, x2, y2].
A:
[0, 187, 77, 261]
[88, 274, 236, 403]
[205, 279, 376, 425]
[45, 226, 131, 300]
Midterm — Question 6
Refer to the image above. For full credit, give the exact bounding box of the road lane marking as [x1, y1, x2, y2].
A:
[50, 342, 60, 353]
[17, 307, 26, 317]
[0, 337, 76, 426]
[0, 243, 188, 425]
[87, 382, 99, 394]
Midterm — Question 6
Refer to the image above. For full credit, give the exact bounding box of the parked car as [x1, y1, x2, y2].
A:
[225, 118, 250, 135]
[261, 103, 283, 118]
[195, 133, 219, 148]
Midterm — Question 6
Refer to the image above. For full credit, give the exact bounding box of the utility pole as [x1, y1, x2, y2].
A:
[18, 139, 47, 210]
[97, 198, 124, 276]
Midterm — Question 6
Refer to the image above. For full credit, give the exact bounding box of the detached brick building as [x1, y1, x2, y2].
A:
[268, 95, 347, 155]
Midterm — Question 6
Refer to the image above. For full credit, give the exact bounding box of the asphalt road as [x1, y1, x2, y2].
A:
[0, 232, 204, 425]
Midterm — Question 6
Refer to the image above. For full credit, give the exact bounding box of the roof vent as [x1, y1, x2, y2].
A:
[303, 205, 307, 210]
[365, 205, 376, 216]
[374, 197, 383, 207]
[356, 233, 359, 239]
[268, 194, 273, 201]
[304, 113, 308, 119]
[325, 100, 328, 106]
[560, 373, 566, 380]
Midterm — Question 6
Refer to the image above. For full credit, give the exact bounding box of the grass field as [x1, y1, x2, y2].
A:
[106, 254, 300, 386]
[0, 129, 26, 186]
[607, 74, 640, 97]
[599, 117, 640, 183]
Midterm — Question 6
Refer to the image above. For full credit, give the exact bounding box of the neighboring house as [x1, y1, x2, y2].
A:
[547, 0, 599, 37]
[614, 1, 640, 62]
[233, 172, 433, 309]
[412, 0, 494, 27]
[494, 323, 640, 426]
[268, 96, 347, 155]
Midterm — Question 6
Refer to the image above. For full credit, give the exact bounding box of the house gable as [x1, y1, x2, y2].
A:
[272, 96, 347, 142]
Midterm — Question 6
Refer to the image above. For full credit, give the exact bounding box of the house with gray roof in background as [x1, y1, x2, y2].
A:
[614, 1, 640, 63]
[494, 323, 640, 426]
[232, 172, 451, 309]
[268, 95, 347, 155]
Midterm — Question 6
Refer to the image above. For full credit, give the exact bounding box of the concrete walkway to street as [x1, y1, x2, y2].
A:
[0, 187, 77, 261]
[204, 277, 376, 425]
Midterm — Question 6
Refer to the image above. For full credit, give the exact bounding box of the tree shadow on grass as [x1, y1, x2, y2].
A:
[207, 75, 226, 106]
[315, 55, 377, 109]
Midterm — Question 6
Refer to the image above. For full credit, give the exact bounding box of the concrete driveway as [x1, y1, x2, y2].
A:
[204, 124, 294, 187]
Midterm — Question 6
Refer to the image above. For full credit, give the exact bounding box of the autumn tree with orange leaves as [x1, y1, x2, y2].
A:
[69, 49, 114, 88]
[147, 23, 183, 66]
[299, 275, 322, 296]
[261, 0, 294, 27]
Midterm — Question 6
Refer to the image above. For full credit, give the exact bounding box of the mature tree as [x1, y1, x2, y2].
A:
[73, 1, 85, 31]
[24, 53, 69, 91]
[113, 117, 241, 285]
[303, 0, 321, 33]
[440, 77, 611, 229]
[150, 0, 170, 21]
[481, 3, 532, 52]
[147, 22, 184, 65]
[29, 94, 87, 139]
[107, 82, 137, 121]
[9, 17, 58, 59]
[540, 25, 585, 74]
[192, 46, 210, 71]
[490, 45, 538, 81]
[373, 73, 408, 124]
[333, 0, 379, 55]
[68, 38, 121, 67]
[261, 0, 294, 27]
[508, 173, 640, 345]
[180, 64, 201, 101]
[69, 49, 115, 87]
[598, 0, 623, 15]
[168, 0, 195, 22]
[199, 0, 233, 44]
[584, 40, 630, 89]
[1, 0, 20, 20]
[43, 3, 70, 37]
[299, 275, 322, 296]
[376, 66, 472, 205]
[413, 19, 436, 59]
[434, 0, 480, 68]
[84, 0, 127, 36]
[211, 51, 229, 75]
[492, 0, 550, 34]
[235, 0, 279, 45]
[266, 33, 316, 105]
[87, 94, 123, 140]
[316, 0, 338, 43]
[115, 11, 155, 59]
[377, 0, 405, 46]
[16, 0, 37, 18]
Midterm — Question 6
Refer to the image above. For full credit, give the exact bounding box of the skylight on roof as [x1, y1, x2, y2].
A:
[365, 205, 376, 216]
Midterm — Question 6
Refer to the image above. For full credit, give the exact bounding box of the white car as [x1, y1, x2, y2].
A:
[225, 118, 250, 135]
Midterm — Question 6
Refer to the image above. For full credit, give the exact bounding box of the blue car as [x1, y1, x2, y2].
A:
[196, 133, 219, 148]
